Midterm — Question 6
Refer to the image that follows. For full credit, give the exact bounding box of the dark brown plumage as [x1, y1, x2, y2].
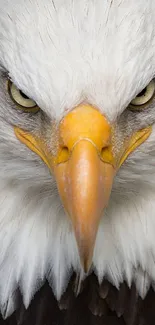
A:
[0, 274, 154, 325]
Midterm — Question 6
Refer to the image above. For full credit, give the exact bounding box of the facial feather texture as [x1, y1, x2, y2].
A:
[0, 0, 155, 319]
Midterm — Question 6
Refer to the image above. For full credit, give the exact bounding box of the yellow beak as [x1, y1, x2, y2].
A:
[53, 105, 115, 271]
[54, 141, 114, 271]
[14, 104, 151, 272]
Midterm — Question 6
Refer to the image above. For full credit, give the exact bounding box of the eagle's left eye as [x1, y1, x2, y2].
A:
[129, 80, 155, 110]
[8, 80, 39, 112]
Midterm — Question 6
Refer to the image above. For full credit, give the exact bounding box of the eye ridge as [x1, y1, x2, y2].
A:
[19, 90, 29, 100]
[137, 88, 147, 97]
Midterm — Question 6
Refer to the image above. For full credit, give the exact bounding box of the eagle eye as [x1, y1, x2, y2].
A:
[8, 80, 39, 113]
[129, 80, 155, 110]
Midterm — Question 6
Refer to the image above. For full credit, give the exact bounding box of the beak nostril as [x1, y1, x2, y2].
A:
[101, 146, 109, 154]
[57, 146, 70, 164]
[101, 146, 114, 164]
[62, 146, 69, 151]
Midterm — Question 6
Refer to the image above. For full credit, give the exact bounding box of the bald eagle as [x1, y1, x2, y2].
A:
[0, 0, 155, 324]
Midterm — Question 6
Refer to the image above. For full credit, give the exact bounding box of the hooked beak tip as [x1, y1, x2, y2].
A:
[82, 256, 93, 274]
[75, 232, 96, 274]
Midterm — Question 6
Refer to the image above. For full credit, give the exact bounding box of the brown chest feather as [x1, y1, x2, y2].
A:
[0, 274, 154, 325]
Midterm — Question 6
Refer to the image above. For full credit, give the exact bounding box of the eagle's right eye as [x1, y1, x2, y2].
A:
[8, 80, 39, 113]
[129, 80, 155, 110]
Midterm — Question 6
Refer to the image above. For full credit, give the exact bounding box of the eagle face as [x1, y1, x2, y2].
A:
[0, 0, 155, 318]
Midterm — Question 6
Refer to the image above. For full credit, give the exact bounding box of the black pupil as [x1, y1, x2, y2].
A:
[137, 87, 147, 97]
[20, 90, 29, 99]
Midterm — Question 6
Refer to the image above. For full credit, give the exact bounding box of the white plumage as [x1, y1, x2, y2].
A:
[0, 0, 155, 320]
